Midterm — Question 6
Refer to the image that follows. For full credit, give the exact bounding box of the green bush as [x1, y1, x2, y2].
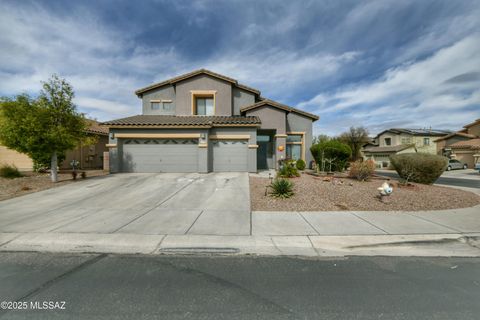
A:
[278, 160, 300, 178]
[296, 159, 306, 170]
[310, 140, 352, 172]
[0, 164, 23, 179]
[348, 159, 376, 181]
[390, 153, 448, 184]
[269, 178, 294, 198]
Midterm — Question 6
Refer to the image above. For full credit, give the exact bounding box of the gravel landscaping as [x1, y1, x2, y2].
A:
[250, 173, 480, 212]
[0, 170, 107, 201]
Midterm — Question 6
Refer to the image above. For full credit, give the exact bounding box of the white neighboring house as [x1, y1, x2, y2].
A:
[362, 128, 451, 168]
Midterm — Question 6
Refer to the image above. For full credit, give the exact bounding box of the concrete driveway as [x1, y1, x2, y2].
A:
[0, 172, 251, 236]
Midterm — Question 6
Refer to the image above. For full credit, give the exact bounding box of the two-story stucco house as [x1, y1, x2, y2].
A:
[102, 69, 319, 173]
[435, 118, 480, 168]
[362, 128, 451, 168]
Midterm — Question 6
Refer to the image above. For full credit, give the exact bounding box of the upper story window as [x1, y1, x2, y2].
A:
[151, 100, 173, 112]
[384, 137, 391, 146]
[191, 91, 216, 116]
[423, 137, 430, 146]
[195, 97, 214, 115]
[162, 101, 173, 111]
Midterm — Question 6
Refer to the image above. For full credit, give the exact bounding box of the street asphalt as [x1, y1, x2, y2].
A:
[376, 170, 480, 189]
[0, 252, 479, 320]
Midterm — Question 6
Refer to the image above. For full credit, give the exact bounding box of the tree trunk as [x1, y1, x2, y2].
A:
[51, 151, 58, 182]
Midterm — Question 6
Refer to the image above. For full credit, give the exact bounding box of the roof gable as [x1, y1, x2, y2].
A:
[135, 69, 260, 96]
[240, 99, 319, 121]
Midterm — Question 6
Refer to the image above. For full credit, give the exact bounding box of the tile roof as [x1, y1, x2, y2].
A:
[101, 115, 261, 127]
[449, 138, 480, 149]
[240, 99, 319, 121]
[363, 144, 415, 153]
[375, 128, 452, 138]
[135, 69, 261, 96]
[85, 120, 109, 135]
[463, 118, 480, 128]
[434, 131, 476, 142]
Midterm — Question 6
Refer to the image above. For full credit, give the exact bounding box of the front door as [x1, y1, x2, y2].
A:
[257, 135, 272, 170]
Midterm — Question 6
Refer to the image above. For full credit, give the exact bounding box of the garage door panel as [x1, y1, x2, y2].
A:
[212, 140, 248, 172]
[122, 139, 198, 173]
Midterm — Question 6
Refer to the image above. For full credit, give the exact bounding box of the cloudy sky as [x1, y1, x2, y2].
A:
[1, 0, 479, 136]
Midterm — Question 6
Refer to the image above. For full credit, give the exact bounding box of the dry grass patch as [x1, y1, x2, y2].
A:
[250, 174, 480, 212]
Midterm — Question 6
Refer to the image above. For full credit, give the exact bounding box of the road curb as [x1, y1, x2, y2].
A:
[1, 232, 479, 257]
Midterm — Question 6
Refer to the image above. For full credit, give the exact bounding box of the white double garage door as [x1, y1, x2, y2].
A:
[121, 138, 248, 173]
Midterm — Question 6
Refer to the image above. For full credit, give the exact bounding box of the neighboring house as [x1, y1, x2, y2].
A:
[102, 69, 319, 173]
[435, 118, 480, 168]
[362, 128, 451, 168]
[0, 145, 33, 171]
[0, 120, 109, 171]
[62, 120, 109, 170]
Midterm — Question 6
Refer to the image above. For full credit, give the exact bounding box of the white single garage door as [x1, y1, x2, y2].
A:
[121, 139, 198, 173]
[212, 140, 248, 172]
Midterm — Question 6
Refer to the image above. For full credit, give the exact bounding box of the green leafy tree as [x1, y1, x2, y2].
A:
[338, 126, 370, 161]
[312, 134, 331, 145]
[0, 75, 88, 182]
[310, 140, 352, 172]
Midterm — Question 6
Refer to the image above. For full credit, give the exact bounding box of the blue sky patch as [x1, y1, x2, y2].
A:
[0, 0, 479, 136]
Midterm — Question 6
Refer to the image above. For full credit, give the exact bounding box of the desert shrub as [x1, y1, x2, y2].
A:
[0, 164, 23, 179]
[390, 153, 448, 185]
[278, 160, 300, 178]
[348, 159, 375, 181]
[310, 140, 352, 172]
[296, 159, 306, 170]
[269, 178, 294, 198]
[80, 172, 86, 179]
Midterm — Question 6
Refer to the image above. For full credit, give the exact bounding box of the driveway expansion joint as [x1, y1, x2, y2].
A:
[112, 177, 199, 233]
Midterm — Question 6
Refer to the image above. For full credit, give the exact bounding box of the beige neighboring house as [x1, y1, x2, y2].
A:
[435, 118, 480, 168]
[0, 120, 109, 171]
[362, 128, 451, 168]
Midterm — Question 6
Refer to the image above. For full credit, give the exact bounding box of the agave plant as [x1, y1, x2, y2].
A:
[269, 178, 294, 199]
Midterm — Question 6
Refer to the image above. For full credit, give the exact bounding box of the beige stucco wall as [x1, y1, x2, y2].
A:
[412, 136, 437, 154]
[466, 122, 480, 136]
[175, 74, 232, 116]
[0, 145, 33, 171]
[453, 151, 475, 168]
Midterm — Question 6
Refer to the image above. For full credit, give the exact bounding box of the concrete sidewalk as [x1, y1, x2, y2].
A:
[1, 204, 479, 257]
[252, 205, 480, 236]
